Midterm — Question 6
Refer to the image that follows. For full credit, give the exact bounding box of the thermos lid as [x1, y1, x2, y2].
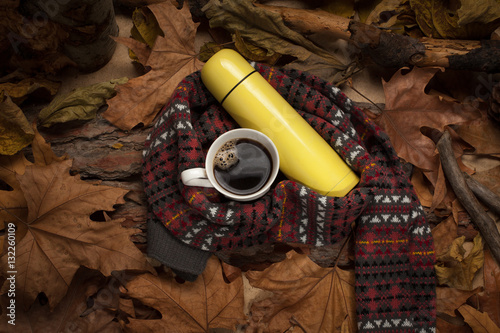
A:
[201, 49, 256, 103]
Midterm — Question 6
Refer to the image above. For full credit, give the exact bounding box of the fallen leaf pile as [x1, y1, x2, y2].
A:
[1, 0, 500, 332]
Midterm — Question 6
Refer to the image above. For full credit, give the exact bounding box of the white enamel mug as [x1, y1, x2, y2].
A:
[181, 128, 280, 201]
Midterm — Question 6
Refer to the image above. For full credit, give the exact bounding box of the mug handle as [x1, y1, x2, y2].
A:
[181, 168, 214, 188]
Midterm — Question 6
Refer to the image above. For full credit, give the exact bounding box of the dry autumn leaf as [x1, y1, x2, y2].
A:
[123, 256, 245, 332]
[456, 109, 500, 156]
[431, 216, 458, 260]
[0, 92, 35, 155]
[473, 250, 500, 327]
[436, 286, 482, 317]
[245, 250, 356, 333]
[458, 304, 500, 332]
[0, 267, 122, 332]
[39, 77, 128, 128]
[368, 67, 480, 184]
[0, 156, 154, 309]
[435, 234, 484, 291]
[103, 1, 204, 131]
[0, 77, 60, 105]
[204, 0, 347, 82]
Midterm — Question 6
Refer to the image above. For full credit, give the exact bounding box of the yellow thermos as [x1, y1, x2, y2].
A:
[201, 49, 359, 197]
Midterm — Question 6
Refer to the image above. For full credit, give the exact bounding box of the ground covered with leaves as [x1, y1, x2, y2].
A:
[1, 0, 500, 332]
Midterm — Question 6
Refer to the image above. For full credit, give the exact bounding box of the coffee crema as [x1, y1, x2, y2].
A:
[213, 138, 273, 195]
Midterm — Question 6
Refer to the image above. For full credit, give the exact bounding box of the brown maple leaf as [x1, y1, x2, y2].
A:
[103, 1, 204, 131]
[123, 256, 246, 332]
[0, 156, 154, 310]
[369, 67, 480, 178]
[245, 250, 356, 332]
[0, 267, 123, 332]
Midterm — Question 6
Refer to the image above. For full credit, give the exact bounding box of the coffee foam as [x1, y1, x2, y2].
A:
[214, 139, 239, 170]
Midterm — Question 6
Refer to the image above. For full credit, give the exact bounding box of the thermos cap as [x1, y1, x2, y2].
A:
[201, 49, 256, 103]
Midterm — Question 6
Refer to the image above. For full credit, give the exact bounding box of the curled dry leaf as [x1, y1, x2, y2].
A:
[123, 256, 245, 332]
[472, 250, 500, 327]
[38, 77, 128, 128]
[458, 304, 500, 332]
[410, 0, 500, 39]
[436, 286, 482, 317]
[245, 250, 356, 333]
[0, 92, 35, 155]
[0, 156, 154, 309]
[203, 0, 346, 82]
[435, 234, 484, 291]
[104, 1, 204, 131]
[0, 77, 60, 105]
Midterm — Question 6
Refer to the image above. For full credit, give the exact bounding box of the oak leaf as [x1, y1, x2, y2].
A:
[123, 256, 246, 332]
[103, 1, 204, 131]
[245, 250, 356, 332]
[368, 67, 480, 184]
[0, 157, 154, 309]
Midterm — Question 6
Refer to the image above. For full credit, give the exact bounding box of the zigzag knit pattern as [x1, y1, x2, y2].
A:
[142, 63, 436, 332]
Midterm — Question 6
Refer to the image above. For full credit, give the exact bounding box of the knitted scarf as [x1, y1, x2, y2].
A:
[142, 63, 436, 332]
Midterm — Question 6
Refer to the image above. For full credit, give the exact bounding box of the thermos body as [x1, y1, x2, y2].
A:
[201, 49, 359, 197]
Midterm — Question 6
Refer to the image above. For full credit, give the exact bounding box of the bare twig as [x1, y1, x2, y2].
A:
[463, 172, 500, 217]
[436, 130, 500, 264]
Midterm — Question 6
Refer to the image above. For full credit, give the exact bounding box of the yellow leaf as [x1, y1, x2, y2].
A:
[0, 92, 35, 155]
[0, 77, 60, 104]
[435, 234, 484, 290]
[232, 31, 281, 65]
[39, 77, 128, 128]
[131, 7, 163, 49]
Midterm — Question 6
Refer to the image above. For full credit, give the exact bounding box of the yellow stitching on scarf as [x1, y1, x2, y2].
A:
[277, 183, 287, 241]
[167, 209, 190, 226]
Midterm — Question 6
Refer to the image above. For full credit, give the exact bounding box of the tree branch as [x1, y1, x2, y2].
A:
[436, 130, 500, 264]
[463, 172, 500, 217]
[256, 4, 500, 73]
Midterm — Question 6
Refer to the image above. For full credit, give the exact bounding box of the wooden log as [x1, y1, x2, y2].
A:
[256, 4, 500, 73]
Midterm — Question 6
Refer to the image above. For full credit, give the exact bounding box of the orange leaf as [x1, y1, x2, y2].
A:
[245, 250, 356, 332]
[0, 158, 154, 309]
[103, 1, 204, 131]
[123, 256, 245, 332]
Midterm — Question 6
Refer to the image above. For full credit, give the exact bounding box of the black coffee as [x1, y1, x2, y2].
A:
[214, 139, 273, 195]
